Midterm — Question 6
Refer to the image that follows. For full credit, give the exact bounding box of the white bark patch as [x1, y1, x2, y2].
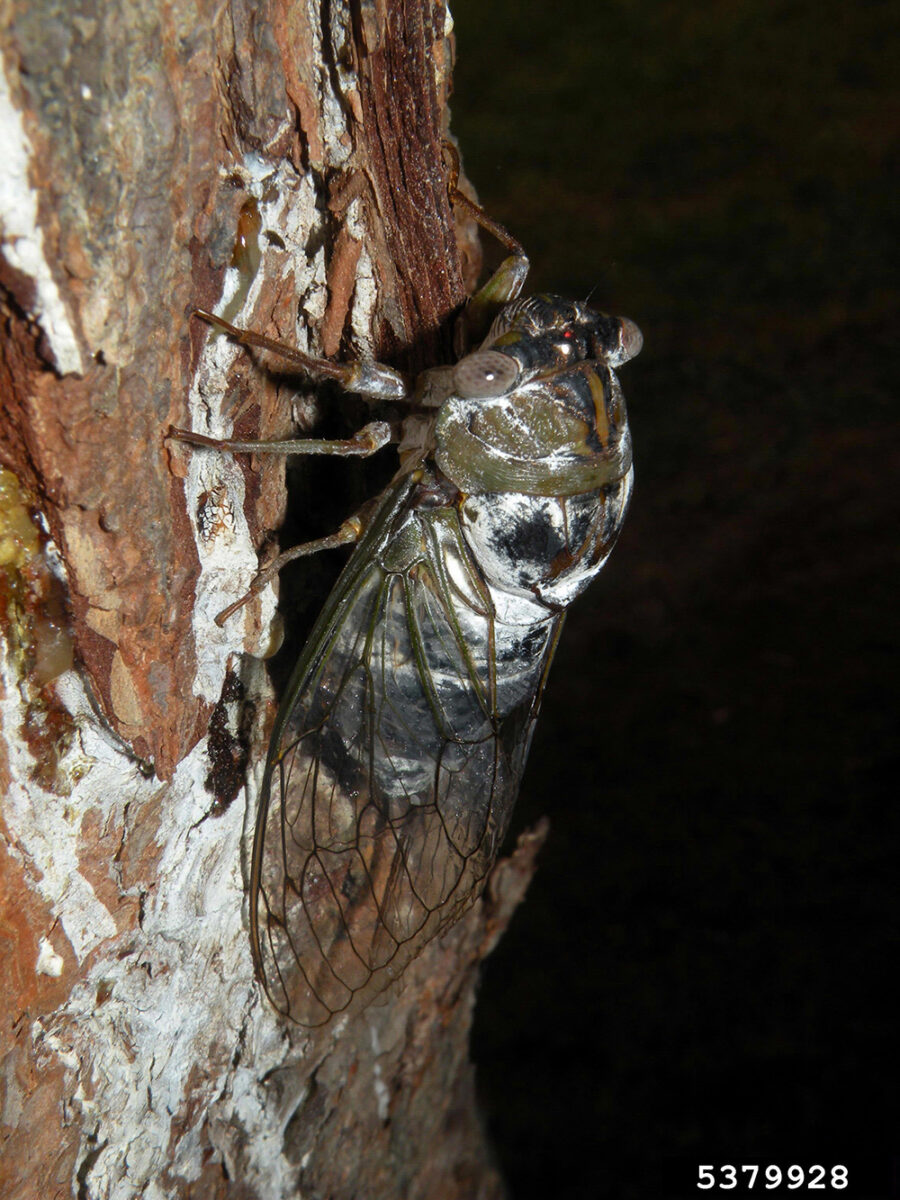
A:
[178, 7, 380, 708]
[31, 741, 252, 1193]
[315, 0, 353, 166]
[1, 671, 120, 960]
[343, 195, 381, 361]
[0, 62, 84, 375]
[35, 936, 65, 977]
[0, 649, 303, 1198]
[183, 163, 328, 698]
[372, 1060, 390, 1122]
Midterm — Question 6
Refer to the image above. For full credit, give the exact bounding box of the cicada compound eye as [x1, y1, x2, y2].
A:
[452, 350, 519, 399]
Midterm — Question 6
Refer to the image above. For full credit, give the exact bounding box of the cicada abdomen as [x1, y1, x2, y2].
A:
[250, 478, 551, 1024]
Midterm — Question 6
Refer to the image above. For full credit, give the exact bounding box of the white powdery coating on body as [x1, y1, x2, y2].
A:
[0, 64, 83, 375]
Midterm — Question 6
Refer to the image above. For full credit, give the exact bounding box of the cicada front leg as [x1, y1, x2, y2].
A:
[443, 142, 531, 351]
[191, 309, 410, 402]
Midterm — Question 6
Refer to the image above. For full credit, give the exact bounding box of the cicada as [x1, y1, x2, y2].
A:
[178, 154, 641, 1025]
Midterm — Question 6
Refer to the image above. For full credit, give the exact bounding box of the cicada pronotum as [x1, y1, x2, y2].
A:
[176, 148, 641, 1025]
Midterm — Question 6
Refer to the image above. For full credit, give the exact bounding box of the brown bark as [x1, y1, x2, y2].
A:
[0, 1, 537, 1197]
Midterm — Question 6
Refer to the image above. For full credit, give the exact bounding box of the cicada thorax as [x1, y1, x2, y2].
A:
[433, 293, 636, 609]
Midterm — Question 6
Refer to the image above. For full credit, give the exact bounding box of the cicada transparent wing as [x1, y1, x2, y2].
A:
[250, 472, 563, 1025]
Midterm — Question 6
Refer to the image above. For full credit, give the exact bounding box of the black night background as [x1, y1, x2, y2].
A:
[448, 1, 897, 1197]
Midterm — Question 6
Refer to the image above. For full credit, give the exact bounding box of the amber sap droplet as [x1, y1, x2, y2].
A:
[231, 198, 262, 275]
[220, 198, 263, 326]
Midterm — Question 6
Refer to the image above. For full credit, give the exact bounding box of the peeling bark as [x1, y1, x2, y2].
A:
[0, 2, 538, 1197]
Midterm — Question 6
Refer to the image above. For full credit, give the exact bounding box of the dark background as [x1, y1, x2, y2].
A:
[447, 1, 898, 1197]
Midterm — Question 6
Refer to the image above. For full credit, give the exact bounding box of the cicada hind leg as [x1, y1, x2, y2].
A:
[442, 141, 531, 352]
[172, 309, 411, 623]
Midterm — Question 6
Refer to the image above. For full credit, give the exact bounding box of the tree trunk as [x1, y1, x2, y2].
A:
[0, 2, 541, 1195]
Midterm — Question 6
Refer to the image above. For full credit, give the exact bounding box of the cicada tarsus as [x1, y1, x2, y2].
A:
[176, 158, 642, 1026]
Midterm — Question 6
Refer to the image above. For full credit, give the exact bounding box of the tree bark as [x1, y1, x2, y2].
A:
[0, 2, 540, 1196]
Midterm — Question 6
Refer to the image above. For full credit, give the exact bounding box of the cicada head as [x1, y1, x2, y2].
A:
[479, 294, 642, 376]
